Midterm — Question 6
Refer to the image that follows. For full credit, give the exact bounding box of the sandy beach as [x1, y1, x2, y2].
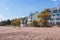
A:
[0, 26, 60, 40]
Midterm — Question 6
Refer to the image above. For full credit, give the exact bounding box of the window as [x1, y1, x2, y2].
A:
[56, 18, 60, 20]
[57, 14, 60, 16]
[53, 10, 57, 13]
[49, 10, 51, 13]
[57, 9, 60, 13]
[51, 14, 55, 16]
[50, 18, 55, 21]
[53, 9, 60, 13]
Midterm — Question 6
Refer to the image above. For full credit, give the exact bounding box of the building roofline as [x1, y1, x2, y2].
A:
[49, 6, 60, 10]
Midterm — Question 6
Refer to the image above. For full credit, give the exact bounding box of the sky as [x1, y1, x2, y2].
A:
[0, 0, 60, 21]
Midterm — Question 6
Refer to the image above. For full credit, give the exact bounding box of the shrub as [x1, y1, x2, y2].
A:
[32, 20, 38, 27]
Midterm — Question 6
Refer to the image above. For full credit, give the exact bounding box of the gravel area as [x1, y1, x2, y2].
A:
[0, 26, 60, 40]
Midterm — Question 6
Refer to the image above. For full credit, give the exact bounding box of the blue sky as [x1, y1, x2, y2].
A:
[0, 0, 60, 21]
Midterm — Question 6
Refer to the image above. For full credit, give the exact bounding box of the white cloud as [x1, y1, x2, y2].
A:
[5, 8, 8, 10]
[52, 0, 58, 2]
[0, 15, 7, 20]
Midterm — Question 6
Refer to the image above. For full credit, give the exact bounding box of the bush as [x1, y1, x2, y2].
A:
[11, 18, 20, 26]
[32, 20, 39, 27]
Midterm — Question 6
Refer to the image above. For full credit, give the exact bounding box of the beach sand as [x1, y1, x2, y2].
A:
[0, 26, 60, 40]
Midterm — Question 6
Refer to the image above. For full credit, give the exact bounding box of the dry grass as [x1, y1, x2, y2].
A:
[0, 26, 60, 40]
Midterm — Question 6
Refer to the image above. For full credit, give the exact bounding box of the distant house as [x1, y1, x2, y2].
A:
[27, 11, 39, 26]
[20, 17, 28, 27]
[29, 11, 39, 21]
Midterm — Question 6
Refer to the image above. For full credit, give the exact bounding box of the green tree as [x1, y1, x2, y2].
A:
[0, 21, 7, 26]
[32, 20, 38, 27]
[6, 19, 11, 25]
[11, 18, 20, 26]
[15, 19, 20, 26]
[11, 21, 16, 26]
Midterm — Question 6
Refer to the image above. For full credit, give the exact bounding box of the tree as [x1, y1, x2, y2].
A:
[11, 18, 20, 26]
[11, 20, 16, 26]
[23, 17, 28, 26]
[0, 19, 11, 26]
[15, 19, 20, 26]
[32, 20, 38, 27]
[6, 19, 11, 25]
[38, 9, 51, 27]
[0, 21, 7, 26]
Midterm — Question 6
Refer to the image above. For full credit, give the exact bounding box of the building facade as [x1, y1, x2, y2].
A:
[29, 11, 39, 21]
[27, 11, 39, 26]
[27, 7, 60, 26]
[48, 7, 60, 26]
